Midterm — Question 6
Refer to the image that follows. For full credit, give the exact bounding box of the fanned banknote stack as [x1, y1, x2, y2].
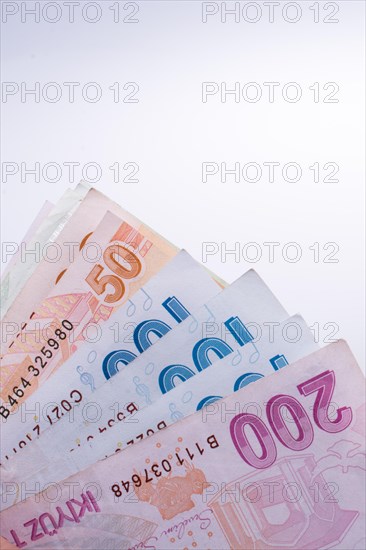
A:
[0, 183, 365, 550]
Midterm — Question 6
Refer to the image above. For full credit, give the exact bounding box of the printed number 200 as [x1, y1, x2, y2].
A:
[230, 370, 352, 469]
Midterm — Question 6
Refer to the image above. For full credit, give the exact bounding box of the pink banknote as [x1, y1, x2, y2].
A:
[0, 340, 364, 549]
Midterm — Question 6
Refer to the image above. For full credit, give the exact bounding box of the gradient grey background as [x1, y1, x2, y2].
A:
[1, 1, 365, 366]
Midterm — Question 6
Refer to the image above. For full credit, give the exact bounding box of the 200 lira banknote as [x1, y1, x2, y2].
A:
[1, 341, 364, 550]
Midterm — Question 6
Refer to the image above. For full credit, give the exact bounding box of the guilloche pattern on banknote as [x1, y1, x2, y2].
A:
[0, 341, 364, 550]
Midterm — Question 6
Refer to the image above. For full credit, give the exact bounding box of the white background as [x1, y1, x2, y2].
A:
[1, 0, 365, 366]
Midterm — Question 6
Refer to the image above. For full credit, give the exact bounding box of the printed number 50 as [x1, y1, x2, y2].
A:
[86, 244, 142, 304]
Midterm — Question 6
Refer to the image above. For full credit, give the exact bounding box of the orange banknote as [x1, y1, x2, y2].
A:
[1, 187, 177, 340]
[0, 210, 177, 420]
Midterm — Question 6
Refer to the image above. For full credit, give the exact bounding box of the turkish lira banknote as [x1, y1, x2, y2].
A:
[0, 250, 220, 467]
[1, 341, 364, 550]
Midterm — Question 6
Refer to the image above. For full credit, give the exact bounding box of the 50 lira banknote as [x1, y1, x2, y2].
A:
[1, 186, 177, 341]
[0, 210, 177, 420]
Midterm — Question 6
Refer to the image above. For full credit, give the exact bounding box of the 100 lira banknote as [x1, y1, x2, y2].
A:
[0, 250, 220, 466]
